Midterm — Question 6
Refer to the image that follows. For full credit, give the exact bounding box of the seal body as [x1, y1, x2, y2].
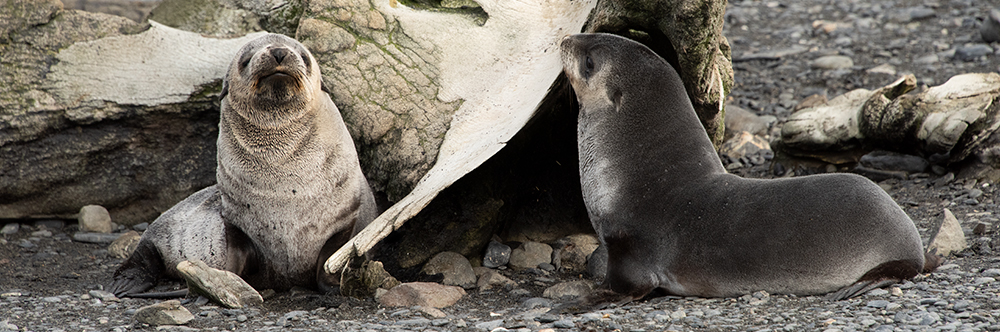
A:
[561, 33, 927, 300]
[111, 33, 377, 295]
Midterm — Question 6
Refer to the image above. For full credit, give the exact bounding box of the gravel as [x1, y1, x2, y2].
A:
[3, 0, 1000, 331]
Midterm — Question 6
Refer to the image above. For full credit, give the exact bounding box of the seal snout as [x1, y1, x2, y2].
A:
[270, 48, 290, 64]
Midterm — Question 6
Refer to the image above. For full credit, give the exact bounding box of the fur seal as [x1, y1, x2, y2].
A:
[560, 33, 935, 301]
[110, 33, 377, 296]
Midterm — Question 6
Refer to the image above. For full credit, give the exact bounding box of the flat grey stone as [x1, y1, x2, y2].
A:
[0, 223, 19, 235]
[135, 300, 195, 326]
[396, 318, 431, 326]
[553, 319, 574, 328]
[974, 277, 996, 285]
[955, 44, 994, 62]
[176, 260, 262, 309]
[867, 300, 890, 308]
[72, 232, 125, 244]
[474, 319, 504, 330]
[811, 55, 854, 70]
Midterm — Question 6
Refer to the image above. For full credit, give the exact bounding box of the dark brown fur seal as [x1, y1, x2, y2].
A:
[560, 33, 933, 301]
[110, 33, 377, 296]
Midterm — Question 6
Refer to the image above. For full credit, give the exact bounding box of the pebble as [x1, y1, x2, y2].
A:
[421, 251, 477, 288]
[928, 208, 968, 256]
[811, 55, 854, 70]
[866, 288, 888, 296]
[132, 222, 149, 231]
[904, 6, 936, 22]
[89, 290, 119, 302]
[378, 282, 466, 308]
[1, 223, 20, 235]
[508, 242, 553, 269]
[553, 319, 574, 328]
[541, 280, 593, 299]
[973, 277, 996, 285]
[522, 297, 553, 309]
[483, 240, 512, 268]
[78, 205, 113, 233]
[586, 244, 608, 279]
[475, 319, 504, 330]
[866, 300, 890, 308]
[135, 300, 195, 326]
[72, 232, 126, 244]
[954, 44, 994, 62]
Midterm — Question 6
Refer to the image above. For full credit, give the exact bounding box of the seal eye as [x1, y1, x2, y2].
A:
[584, 56, 595, 76]
[238, 53, 252, 71]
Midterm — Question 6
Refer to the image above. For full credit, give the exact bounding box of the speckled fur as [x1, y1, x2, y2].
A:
[111, 34, 377, 296]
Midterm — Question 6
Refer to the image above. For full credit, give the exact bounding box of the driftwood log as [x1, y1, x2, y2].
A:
[780, 73, 1000, 172]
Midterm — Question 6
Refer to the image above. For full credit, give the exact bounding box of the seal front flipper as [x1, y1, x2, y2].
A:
[110, 239, 164, 297]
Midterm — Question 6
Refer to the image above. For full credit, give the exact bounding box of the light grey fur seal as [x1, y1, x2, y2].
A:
[560, 33, 937, 302]
[110, 33, 377, 296]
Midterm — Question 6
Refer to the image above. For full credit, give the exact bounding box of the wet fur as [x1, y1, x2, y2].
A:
[111, 34, 377, 296]
[561, 33, 930, 302]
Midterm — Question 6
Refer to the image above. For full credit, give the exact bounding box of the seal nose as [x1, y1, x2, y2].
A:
[270, 48, 289, 64]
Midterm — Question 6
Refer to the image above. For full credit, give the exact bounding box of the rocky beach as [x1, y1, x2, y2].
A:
[3, 0, 1000, 331]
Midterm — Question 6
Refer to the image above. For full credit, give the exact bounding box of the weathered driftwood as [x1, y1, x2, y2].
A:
[312, 0, 598, 275]
[0, 0, 264, 225]
[584, 0, 733, 147]
[780, 73, 1000, 166]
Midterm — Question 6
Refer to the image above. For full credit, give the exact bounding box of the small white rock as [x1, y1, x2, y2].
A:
[973, 277, 995, 285]
[811, 55, 854, 70]
[78, 205, 113, 233]
[1, 223, 19, 235]
[928, 208, 968, 256]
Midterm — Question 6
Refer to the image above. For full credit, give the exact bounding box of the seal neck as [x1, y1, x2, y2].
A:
[577, 78, 725, 195]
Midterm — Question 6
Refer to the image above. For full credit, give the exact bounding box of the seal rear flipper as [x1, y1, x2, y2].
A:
[826, 258, 922, 300]
[923, 248, 944, 272]
[547, 289, 637, 314]
[110, 240, 165, 297]
[826, 278, 899, 301]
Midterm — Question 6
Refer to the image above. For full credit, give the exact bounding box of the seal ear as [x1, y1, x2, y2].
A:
[321, 80, 331, 94]
[612, 89, 623, 112]
[220, 74, 229, 100]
